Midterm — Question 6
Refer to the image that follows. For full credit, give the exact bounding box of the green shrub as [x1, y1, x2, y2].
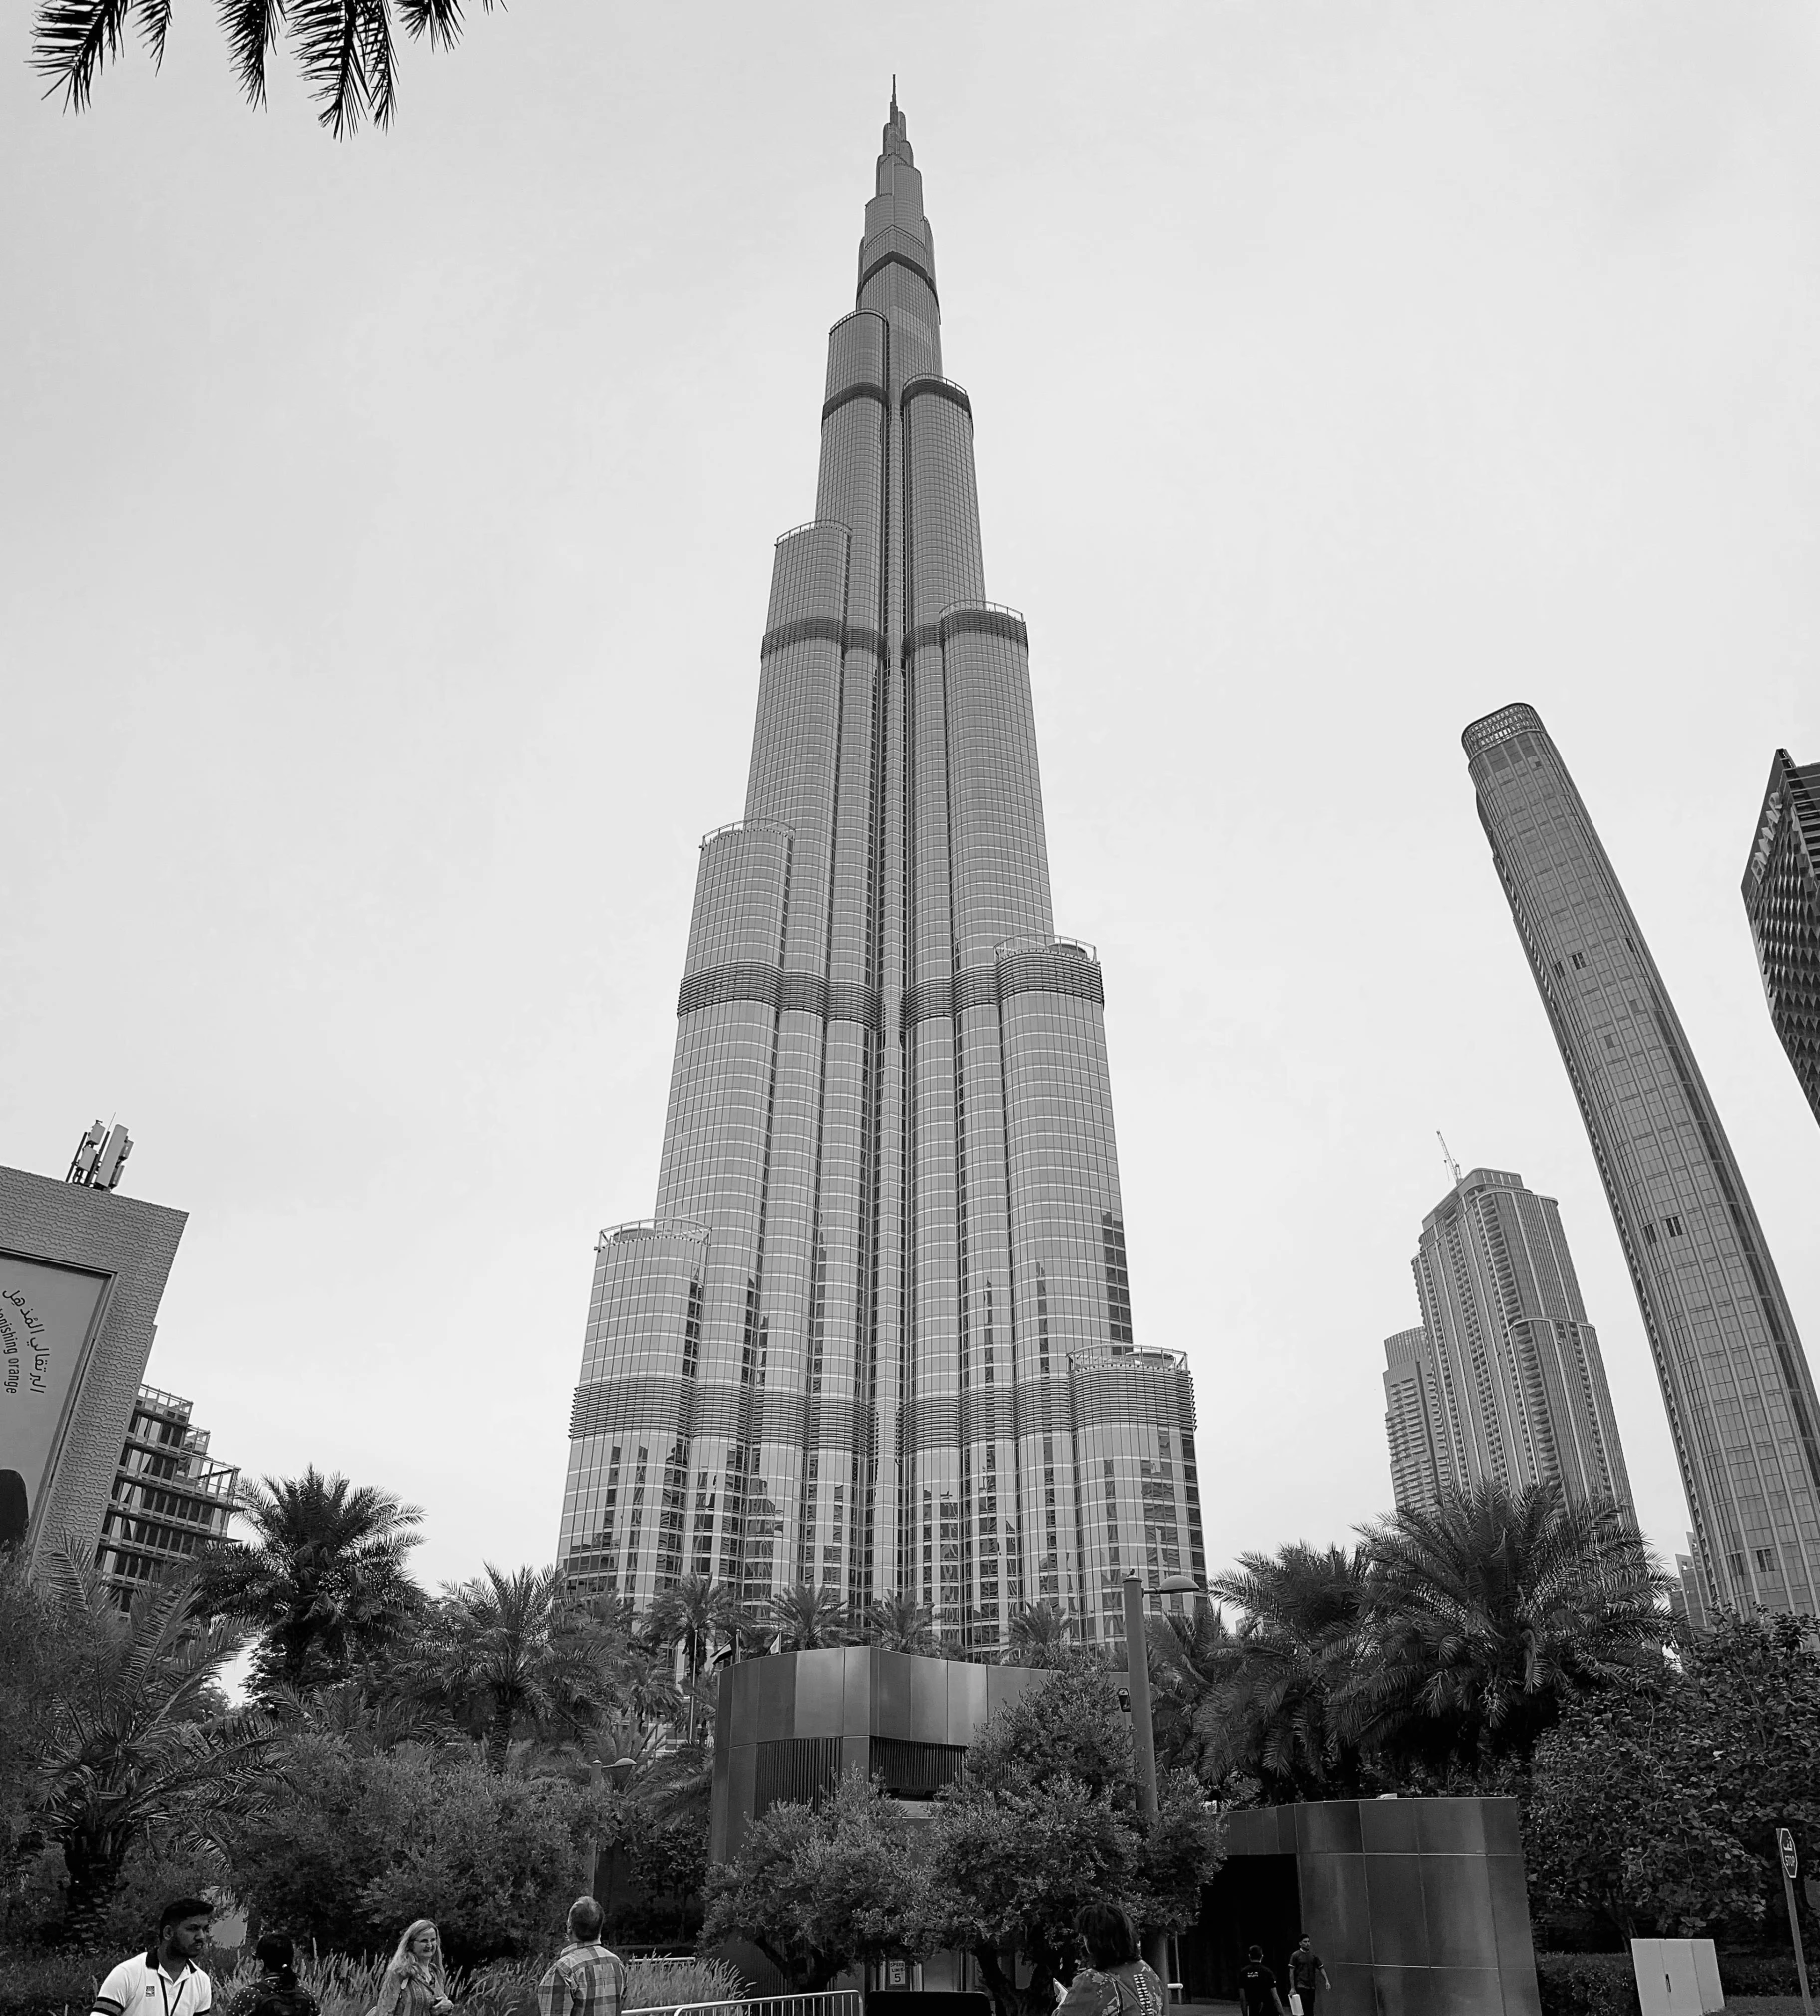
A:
[1535, 1953, 1640, 2016]
[1716, 1955, 1803, 1998]
[0, 1951, 104, 2016]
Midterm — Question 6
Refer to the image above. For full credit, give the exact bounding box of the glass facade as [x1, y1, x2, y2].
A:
[1465, 702, 1820, 1614]
[1742, 748, 1820, 1130]
[558, 100, 1205, 1649]
[1381, 1169, 1632, 1515]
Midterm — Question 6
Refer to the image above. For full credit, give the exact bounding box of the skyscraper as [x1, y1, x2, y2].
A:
[1742, 748, 1820, 1129]
[557, 100, 1204, 1650]
[1380, 1167, 1632, 1516]
[1464, 702, 1820, 1614]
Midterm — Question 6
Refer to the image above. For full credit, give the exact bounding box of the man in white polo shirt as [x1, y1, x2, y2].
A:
[94, 1898, 215, 2016]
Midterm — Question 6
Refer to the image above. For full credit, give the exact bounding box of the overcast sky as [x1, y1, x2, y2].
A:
[5, 2, 1818, 1595]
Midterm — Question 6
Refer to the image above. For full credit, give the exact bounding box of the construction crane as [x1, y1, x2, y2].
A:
[1436, 1130, 1463, 1187]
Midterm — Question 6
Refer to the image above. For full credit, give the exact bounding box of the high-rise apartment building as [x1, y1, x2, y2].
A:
[1380, 1168, 1631, 1515]
[96, 1384, 238, 1606]
[1464, 702, 1820, 1615]
[557, 100, 1204, 1650]
[1742, 748, 1820, 1129]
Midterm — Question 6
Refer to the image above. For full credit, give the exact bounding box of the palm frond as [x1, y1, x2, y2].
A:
[133, 0, 173, 66]
[218, 0, 286, 106]
[287, 0, 393, 138]
[395, 0, 492, 51]
[30, 0, 134, 110]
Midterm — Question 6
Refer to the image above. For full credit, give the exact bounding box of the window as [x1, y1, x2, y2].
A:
[1570, 952, 1587, 971]
[1552, 960, 1565, 979]
[1642, 1223, 1657, 1245]
[1604, 1033, 1616, 1051]
[1754, 1546, 1776, 1574]
[1666, 1214, 1685, 1237]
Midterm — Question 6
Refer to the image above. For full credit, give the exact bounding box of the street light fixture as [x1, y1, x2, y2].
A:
[1123, 1572, 1204, 1986]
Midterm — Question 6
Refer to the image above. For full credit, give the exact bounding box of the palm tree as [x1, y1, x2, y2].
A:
[36, 1546, 269, 1927]
[1147, 1602, 1238, 1778]
[1199, 1541, 1370, 1797]
[1340, 1481, 1670, 1766]
[195, 1466, 423, 1692]
[1006, 1599, 1074, 1667]
[864, 1590, 935, 1653]
[767, 1582, 848, 1652]
[31, 0, 500, 137]
[429, 1563, 613, 1770]
[649, 1575, 735, 1741]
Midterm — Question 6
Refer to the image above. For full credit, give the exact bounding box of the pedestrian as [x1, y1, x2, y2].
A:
[1055, 1904, 1165, 2016]
[245, 1936, 317, 2016]
[1238, 1945, 1285, 2016]
[91, 1897, 216, 2016]
[1287, 1937, 1329, 2016]
[376, 1923, 454, 2016]
[538, 1897, 628, 2016]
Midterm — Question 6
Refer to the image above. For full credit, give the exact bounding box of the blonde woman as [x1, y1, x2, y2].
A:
[376, 1923, 454, 2016]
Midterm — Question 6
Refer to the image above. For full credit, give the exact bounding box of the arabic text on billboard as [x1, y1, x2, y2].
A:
[0, 1255, 110, 1548]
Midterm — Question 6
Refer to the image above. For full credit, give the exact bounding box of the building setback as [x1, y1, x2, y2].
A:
[557, 99, 1204, 1649]
[1464, 702, 1820, 1615]
[1381, 1168, 1631, 1516]
[1742, 748, 1820, 1130]
[96, 1384, 238, 1605]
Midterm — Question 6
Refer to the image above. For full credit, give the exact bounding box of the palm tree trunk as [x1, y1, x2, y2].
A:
[487, 1696, 516, 1771]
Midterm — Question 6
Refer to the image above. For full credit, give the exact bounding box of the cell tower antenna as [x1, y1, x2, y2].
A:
[1437, 1131, 1463, 1186]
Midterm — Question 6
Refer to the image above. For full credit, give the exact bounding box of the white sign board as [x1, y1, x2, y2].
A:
[0, 1253, 110, 1547]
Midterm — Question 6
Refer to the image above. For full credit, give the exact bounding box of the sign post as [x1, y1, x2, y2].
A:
[1779, 1828, 1815, 2016]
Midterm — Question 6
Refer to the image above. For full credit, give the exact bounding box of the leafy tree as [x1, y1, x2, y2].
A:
[700, 1770, 934, 1989]
[767, 1582, 848, 1652]
[927, 1663, 1223, 2016]
[1341, 1483, 1670, 1767]
[1006, 1600, 1075, 1667]
[865, 1591, 936, 1654]
[422, 1564, 612, 1770]
[32, 1548, 268, 1929]
[228, 1731, 609, 1962]
[30, 0, 500, 138]
[195, 1466, 424, 1692]
[1526, 1611, 1820, 1943]
[1197, 1542, 1369, 1797]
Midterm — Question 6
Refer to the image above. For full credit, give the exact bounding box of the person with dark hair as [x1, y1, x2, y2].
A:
[92, 1898, 215, 2016]
[1287, 1937, 1329, 2016]
[1056, 1904, 1164, 2016]
[538, 1898, 626, 2016]
[247, 1936, 317, 2016]
[1239, 1945, 1286, 2016]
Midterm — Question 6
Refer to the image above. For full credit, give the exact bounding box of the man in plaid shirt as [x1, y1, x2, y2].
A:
[539, 1899, 627, 2016]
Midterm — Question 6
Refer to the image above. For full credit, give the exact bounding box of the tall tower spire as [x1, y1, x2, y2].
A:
[558, 109, 1204, 1651]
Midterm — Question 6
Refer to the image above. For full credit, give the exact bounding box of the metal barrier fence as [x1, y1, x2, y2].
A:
[672, 1991, 864, 2016]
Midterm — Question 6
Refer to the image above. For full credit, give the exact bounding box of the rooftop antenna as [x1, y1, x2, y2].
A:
[1437, 1131, 1463, 1187]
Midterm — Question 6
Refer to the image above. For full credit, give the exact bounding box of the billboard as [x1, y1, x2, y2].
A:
[0, 1253, 111, 1550]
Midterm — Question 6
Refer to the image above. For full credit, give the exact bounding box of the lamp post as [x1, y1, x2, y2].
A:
[1124, 1571, 1203, 1992]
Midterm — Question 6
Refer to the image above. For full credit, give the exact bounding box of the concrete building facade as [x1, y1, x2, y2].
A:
[0, 1161, 187, 1574]
[1382, 1168, 1632, 1515]
[1464, 702, 1820, 1615]
[556, 100, 1204, 1649]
